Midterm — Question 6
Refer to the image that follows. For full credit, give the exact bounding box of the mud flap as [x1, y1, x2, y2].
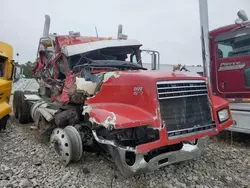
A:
[13, 91, 30, 124]
[0, 115, 10, 132]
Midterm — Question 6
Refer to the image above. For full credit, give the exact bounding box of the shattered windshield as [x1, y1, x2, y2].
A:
[68, 46, 143, 72]
[0, 56, 6, 77]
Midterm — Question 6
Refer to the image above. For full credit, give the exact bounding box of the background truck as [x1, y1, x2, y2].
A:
[197, 8, 250, 134]
[0, 41, 16, 131]
[12, 2, 233, 178]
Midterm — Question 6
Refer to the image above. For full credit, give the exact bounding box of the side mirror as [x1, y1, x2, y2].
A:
[140, 49, 160, 70]
[151, 53, 157, 70]
[12, 62, 21, 82]
[117, 24, 128, 40]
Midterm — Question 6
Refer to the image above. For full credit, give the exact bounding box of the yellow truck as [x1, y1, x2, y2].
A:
[0, 41, 15, 131]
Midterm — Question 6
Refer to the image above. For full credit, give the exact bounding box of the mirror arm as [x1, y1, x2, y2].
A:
[8, 60, 15, 81]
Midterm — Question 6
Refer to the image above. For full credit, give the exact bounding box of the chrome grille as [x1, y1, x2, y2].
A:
[157, 80, 208, 99]
[157, 80, 216, 139]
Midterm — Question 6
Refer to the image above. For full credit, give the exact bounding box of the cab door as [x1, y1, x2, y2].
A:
[214, 27, 250, 98]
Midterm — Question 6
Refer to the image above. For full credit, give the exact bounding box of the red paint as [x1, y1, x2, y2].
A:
[210, 22, 250, 99]
[88, 103, 154, 128]
[86, 70, 233, 153]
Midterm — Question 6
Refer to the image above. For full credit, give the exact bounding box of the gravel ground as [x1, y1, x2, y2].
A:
[1, 117, 250, 188]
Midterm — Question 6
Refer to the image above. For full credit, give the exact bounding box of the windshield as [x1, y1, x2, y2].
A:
[68, 46, 142, 70]
[0, 56, 7, 77]
[217, 34, 250, 58]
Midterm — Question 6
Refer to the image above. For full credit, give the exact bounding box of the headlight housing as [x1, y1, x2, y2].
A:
[217, 108, 230, 123]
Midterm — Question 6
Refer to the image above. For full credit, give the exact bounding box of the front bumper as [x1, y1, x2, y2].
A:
[112, 137, 208, 177]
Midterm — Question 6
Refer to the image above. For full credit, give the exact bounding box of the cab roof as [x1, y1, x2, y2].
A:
[209, 21, 250, 38]
[58, 37, 142, 57]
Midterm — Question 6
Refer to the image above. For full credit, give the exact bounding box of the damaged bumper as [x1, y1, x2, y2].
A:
[112, 137, 208, 177]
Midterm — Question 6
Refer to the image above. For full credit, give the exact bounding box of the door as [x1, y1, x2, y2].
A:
[214, 27, 250, 97]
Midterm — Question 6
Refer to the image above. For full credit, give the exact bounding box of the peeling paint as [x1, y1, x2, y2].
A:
[76, 77, 97, 95]
[82, 105, 116, 129]
[153, 108, 161, 121]
[103, 72, 120, 82]
[152, 107, 164, 130]
[153, 109, 158, 120]
[89, 112, 117, 129]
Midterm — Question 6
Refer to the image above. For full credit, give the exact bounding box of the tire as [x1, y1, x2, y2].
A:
[13, 91, 30, 124]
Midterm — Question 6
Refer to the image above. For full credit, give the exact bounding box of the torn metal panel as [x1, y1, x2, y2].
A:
[60, 72, 76, 104]
[76, 77, 98, 95]
[103, 72, 120, 82]
[82, 103, 155, 129]
[111, 137, 208, 178]
[89, 112, 116, 129]
[92, 130, 136, 152]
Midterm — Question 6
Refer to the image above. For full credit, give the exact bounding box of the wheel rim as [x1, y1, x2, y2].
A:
[64, 126, 83, 162]
[50, 128, 73, 165]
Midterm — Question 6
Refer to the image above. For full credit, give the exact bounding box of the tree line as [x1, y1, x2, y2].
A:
[21, 61, 35, 78]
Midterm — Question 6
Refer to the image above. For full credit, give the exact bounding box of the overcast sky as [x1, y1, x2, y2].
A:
[1, 0, 250, 65]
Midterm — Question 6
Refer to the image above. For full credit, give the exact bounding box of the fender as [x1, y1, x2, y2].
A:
[83, 103, 156, 129]
[211, 95, 233, 131]
[0, 102, 11, 119]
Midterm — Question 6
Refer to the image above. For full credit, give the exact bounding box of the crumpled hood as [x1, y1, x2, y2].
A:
[116, 70, 204, 82]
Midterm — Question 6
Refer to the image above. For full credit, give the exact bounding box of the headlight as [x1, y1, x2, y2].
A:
[217, 108, 229, 123]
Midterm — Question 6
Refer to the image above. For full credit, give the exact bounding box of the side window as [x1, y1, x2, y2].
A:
[217, 34, 250, 58]
[0, 56, 6, 77]
[244, 68, 250, 88]
[218, 44, 233, 58]
[127, 54, 138, 63]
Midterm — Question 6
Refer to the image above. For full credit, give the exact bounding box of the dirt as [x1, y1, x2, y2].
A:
[0, 117, 250, 188]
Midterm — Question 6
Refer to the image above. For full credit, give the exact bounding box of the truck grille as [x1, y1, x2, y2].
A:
[157, 80, 216, 139]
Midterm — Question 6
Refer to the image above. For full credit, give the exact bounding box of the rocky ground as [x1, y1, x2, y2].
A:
[1, 117, 250, 188]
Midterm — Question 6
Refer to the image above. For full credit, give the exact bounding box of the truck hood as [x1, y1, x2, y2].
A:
[116, 70, 204, 81]
[80, 69, 206, 129]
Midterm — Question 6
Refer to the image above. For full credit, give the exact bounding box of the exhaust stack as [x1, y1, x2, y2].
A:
[198, 0, 211, 87]
[117, 24, 128, 40]
[43, 15, 51, 37]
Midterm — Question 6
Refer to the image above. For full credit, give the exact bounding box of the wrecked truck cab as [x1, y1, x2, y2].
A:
[13, 15, 233, 178]
[80, 70, 233, 177]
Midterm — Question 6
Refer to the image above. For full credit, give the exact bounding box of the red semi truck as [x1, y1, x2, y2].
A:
[198, 8, 250, 134]
[12, 0, 233, 178]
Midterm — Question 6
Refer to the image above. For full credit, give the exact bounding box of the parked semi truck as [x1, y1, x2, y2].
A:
[0, 41, 16, 132]
[195, 8, 250, 134]
[13, 1, 233, 178]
